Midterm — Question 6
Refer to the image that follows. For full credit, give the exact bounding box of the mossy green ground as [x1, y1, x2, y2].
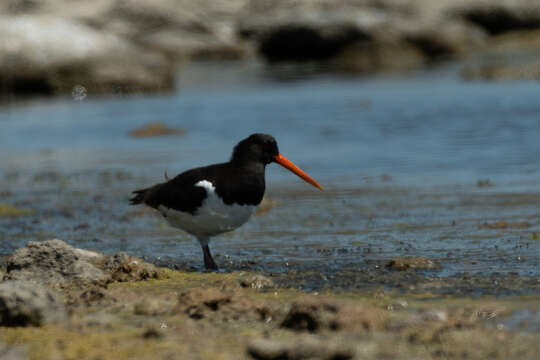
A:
[2, 269, 539, 360]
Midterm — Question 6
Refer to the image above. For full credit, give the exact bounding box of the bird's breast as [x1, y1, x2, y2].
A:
[159, 179, 257, 237]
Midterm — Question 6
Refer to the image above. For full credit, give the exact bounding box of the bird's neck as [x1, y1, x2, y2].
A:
[230, 159, 266, 174]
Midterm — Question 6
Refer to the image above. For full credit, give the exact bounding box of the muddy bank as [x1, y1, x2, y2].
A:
[1, 240, 539, 359]
[2, 0, 540, 97]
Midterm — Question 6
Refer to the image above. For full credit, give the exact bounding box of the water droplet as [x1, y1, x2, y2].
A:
[72, 85, 87, 101]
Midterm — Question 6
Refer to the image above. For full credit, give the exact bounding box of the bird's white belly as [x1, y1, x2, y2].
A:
[158, 180, 256, 237]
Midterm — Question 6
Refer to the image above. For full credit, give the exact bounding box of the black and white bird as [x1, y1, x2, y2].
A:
[130, 133, 323, 270]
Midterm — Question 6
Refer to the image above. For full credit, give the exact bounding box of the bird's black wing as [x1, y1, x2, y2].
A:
[130, 165, 216, 215]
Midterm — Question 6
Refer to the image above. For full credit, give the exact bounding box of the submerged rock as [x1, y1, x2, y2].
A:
[0, 203, 35, 217]
[0, 280, 67, 327]
[4, 239, 160, 289]
[480, 220, 531, 229]
[386, 256, 439, 271]
[129, 122, 186, 138]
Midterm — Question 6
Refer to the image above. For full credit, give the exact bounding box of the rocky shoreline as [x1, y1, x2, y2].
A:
[1, 239, 539, 359]
[2, 0, 540, 98]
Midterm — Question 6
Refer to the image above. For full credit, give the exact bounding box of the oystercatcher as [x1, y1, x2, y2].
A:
[130, 133, 323, 270]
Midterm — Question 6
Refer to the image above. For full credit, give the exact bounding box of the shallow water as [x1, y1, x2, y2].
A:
[1, 61, 539, 289]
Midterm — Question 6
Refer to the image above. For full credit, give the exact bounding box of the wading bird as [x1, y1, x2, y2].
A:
[130, 133, 323, 270]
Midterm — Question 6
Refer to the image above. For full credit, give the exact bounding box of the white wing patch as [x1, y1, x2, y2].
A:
[158, 179, 256, 238]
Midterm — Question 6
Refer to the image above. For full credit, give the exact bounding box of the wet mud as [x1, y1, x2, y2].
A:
[1, 168, 539, 295]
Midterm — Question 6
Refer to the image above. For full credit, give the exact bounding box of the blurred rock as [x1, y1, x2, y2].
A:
[461, 29, 540, 81]
[0, 15, 174, 97]
[238, 0, 485, 72]
[463, 60, 540, 81]
[239, 274, 275, 289]
[476, 179, 494, 187]
[4, 239, 160, 289]
[0, 342, 26, 360]
[2, 0, 540, 98]
[134, 298, 176, 316]
[247, 336, 354, 360]
[281, 297, 340, 332]
[480, 220, 531, 229]
[175, 287, 270, 322]
[0, 280, 67, 327]
[450, 0, 540, 35]
[280, 296, 388, 333]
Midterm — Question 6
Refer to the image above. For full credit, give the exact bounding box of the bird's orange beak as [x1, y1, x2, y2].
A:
[273, 153, 323, 190]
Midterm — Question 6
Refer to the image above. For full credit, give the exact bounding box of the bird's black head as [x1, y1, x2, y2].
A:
[231, 133, 279, 165]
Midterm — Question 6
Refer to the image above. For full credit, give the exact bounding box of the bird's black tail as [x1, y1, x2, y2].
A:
[129, 188, 149, 205]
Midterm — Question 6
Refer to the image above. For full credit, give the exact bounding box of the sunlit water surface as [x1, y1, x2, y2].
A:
[1, 62, 539, 280]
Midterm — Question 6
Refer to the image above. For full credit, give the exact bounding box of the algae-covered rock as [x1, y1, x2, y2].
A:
[239, 274, 275, 290]
[103, 252, 161, 282]
[0, 280, 67, 327]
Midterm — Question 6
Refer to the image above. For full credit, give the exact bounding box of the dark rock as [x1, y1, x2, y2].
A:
[281, 297, 340, 332]
[258, 24, 370, 62]
[247, 336, 354, 360]
[386, 256, 439, 271]
[0, 280, 67, 327]
[452, 2, 540, 35]
[142, 327, 163, 339]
